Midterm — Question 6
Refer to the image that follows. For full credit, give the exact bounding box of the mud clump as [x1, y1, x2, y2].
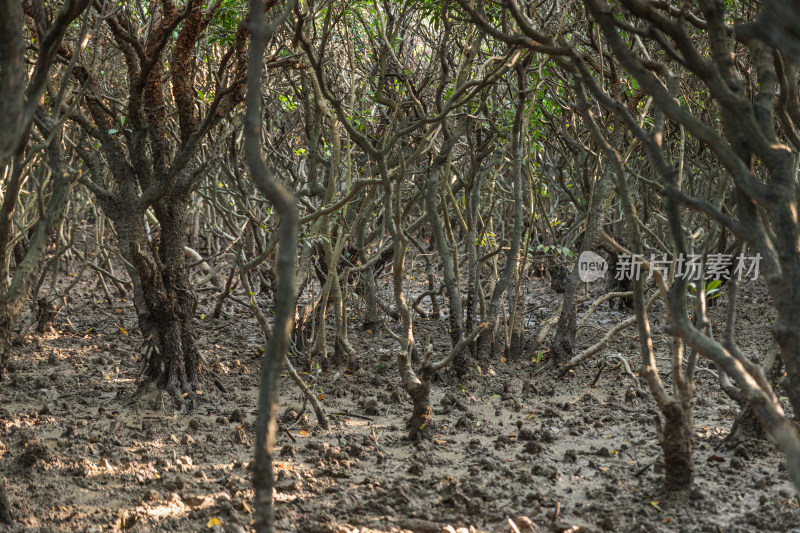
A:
[518, 428, 536, 441]
[358, 398, 381, 416]
[305, 442, 355, 468]
[441, 390, 468, 411]
[161, 474, 186, 492]
[523, 441, 543, 454]
[17, 443, 52, 469]
[280, 444, 296, 458]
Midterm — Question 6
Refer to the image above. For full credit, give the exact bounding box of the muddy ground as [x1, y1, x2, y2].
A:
[1, 272, 799, 533]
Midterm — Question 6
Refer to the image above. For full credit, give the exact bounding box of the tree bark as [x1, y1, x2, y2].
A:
[661, 402, 694, 492]
[0, 479, 12, 524]
[406, 371, 434, 441]
[111, 203, 200, 398]
[245, 1, 298, 531]
[551, 126, 617, 362]
[478, 64, 526, 363]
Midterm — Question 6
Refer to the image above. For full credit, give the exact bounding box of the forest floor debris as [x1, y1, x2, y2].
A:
[0, 278, 797, 532]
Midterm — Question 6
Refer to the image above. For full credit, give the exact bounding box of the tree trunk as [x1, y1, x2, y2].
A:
[424, 173, 464, 348]
[661, 402, 694, 492]
[0, 314, 12, 377]
[113, 202, 200, 400]
[354, 201, 380, 330]
[0, 479, 12, 525]
[360, 266, 380, 329]
[606, 249, 633, 309]
[0, 140, 76, 375]
[406, 371, 434, 441]
[308, 266, 331, 371]
[729, 404, 766, 445]
[551, 131, 616, 362]
[774, 313, 800, 418]
[35, 297, 57, 334]
[245, 2, 300, 528]
[475, 318, 500, 363]
[508, 286, 526, 359]
[421, 249, 441, 320]
[465, 165, 483, 360]
[550, 272, 577, 361]
[477, 66, 526, 365]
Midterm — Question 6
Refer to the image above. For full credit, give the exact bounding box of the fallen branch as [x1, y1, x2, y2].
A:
[558, 288, 661, 378]
[577, 291, 634, 329]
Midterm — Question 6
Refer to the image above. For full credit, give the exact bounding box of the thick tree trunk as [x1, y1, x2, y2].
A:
[113, 201, 200, 399]
[406, 371, 434, 441]
[550, 272, 577, 361]
[35, 297, 57, 334]
[150, 202, 200, 393]
[0, 479, 12, 524]
[0, 314, 11, 377]
[774, 313, 800, 418]
[475, 319, 500, 363]
[661, 402, 694, 492]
